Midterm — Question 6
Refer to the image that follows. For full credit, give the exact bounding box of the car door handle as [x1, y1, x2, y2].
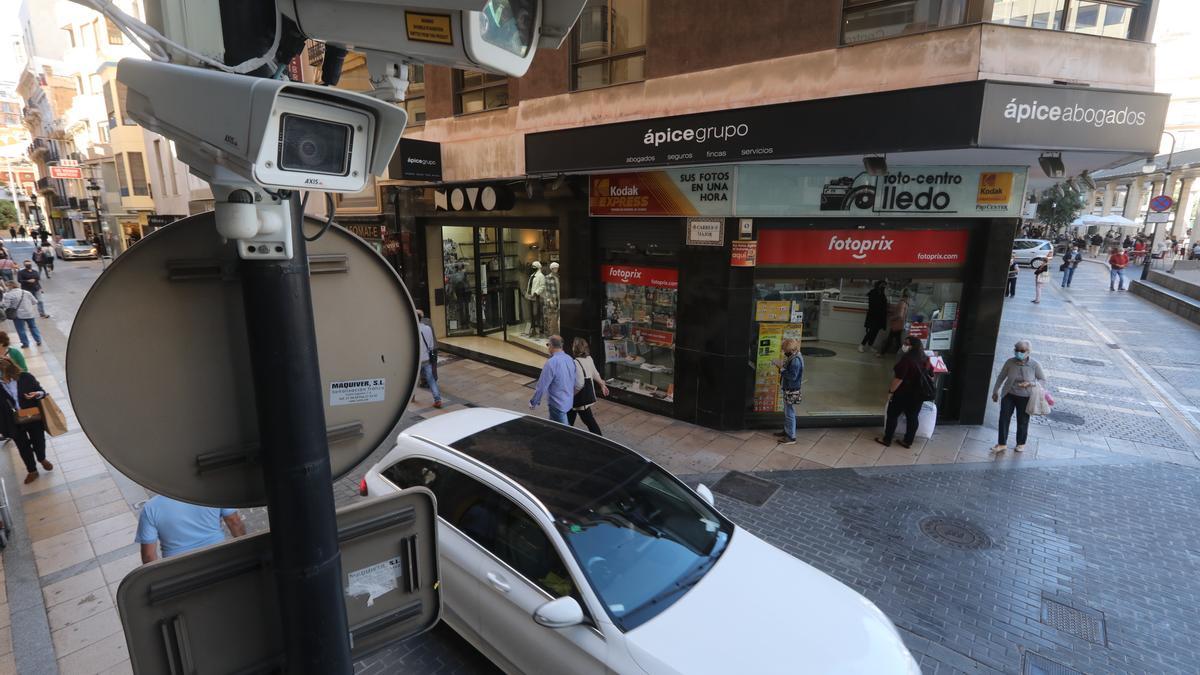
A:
[486, 571, 511, 593]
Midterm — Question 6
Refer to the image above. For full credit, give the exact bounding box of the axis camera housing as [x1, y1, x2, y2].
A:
[117, 58, 407, 193]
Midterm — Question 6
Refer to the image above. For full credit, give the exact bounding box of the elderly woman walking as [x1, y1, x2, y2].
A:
[991, 339, 1047, 452]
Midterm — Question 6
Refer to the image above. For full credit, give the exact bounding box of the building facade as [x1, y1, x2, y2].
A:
[308, 0, 1166, 431]
[15, 0, 211, 250]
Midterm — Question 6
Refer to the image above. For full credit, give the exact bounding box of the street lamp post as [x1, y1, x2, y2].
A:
[1142, 131, 1177, 281]
[86, 179, 106, 270]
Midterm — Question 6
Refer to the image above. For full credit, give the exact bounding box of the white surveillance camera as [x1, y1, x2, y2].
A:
[117, 58, 407, 193]
[144, 0, 585, 79]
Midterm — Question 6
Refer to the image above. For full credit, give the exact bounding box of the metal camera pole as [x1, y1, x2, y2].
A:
[238, 194, 353, 673]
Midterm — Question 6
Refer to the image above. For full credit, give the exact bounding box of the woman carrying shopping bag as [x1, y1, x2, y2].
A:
[0, 357, 52, 483]
[991, 340, 1047, 453]
[876, 336, 934, 448]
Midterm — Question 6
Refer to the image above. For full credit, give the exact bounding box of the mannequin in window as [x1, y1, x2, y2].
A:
[449, 260, 469, 328]
[526, 261, 545, 337]
[543, 262, 561, 337]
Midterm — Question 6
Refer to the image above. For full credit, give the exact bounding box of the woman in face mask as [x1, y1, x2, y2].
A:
[990, 340, 1046, 452]
[876, 336, 931, 448]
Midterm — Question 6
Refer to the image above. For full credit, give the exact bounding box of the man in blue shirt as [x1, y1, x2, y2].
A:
[529, 334, 579, 424]
[135, 495, 246, 563]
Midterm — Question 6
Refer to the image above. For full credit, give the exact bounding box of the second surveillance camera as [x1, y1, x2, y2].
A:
[117, 58, 407, 192]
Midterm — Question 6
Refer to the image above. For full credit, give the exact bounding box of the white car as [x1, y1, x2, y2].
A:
[1012, 238, 1053, 266]
[362, 408, 919, 674]
[54, 238, 99, 260]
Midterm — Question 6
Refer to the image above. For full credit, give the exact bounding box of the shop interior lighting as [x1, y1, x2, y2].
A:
[863, 155, 888, 176]
[1038, 152, 1065, 178]
[1141, 157, 1157, 174]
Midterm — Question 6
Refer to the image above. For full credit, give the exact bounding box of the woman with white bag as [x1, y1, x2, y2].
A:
[990, 340, 1048, 453]
[876, 336, 934, 449]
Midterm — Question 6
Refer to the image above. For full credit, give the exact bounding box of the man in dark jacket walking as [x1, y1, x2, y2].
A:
[17, 261, 47, 318]
[859, 280, 888, 353]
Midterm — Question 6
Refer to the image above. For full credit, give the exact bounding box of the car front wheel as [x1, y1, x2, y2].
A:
[1030, 257, 1044, 267]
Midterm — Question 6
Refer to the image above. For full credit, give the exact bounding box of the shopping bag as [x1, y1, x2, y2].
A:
[41, 395, 69, 437]
[1026, 384, 1052, 416]
[891, 401, 937, 440]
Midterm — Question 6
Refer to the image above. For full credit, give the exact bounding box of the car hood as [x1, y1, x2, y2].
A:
[623, 529, 918, 675]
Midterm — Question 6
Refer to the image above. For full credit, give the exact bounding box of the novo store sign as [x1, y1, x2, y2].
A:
[757, 229, 970, 268]
[590, 165, 1027, 218]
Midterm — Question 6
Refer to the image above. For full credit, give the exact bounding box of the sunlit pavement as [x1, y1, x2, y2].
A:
[3, 252, 1198, 674]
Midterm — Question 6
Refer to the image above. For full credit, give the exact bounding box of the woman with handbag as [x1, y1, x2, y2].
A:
[876, 336, 933, 449]
[0, 357, 52, 483]
[990, 339, 1047, 453]
[774, 338, 804, 445]
[568, 337, 609, 435]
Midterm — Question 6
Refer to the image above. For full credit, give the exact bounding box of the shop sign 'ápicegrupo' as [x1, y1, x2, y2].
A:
[601, 264, 679, 290]
[527, 81, 1168, 174]
[757, 229, 970, 267]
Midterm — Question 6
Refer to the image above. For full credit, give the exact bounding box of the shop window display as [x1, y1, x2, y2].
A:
[751, 277, 961, 419]
[602, 265, 677, 402]
[439, 225, 560, 355]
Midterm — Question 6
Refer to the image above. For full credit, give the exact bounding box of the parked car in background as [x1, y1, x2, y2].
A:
[362, 409, 920, 675]
[54, 239, 99, 260]
[1012, 239, 1053, 266]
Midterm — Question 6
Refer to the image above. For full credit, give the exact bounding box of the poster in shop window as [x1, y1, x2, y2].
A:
[752, 323, 804, 413]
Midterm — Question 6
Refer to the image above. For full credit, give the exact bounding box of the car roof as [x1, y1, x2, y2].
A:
[402, 409, 650, 519]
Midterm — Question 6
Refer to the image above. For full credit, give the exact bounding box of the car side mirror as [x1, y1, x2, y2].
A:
[533, 596, 584, 629]
[696, 483, 715, 507]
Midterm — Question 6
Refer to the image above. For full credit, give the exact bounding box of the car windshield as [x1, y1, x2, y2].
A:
[1013, 240, 1041, 250]
[62, 239, 79, 246]
[556, 465, 732, 631]
[448, 416, 733, 632]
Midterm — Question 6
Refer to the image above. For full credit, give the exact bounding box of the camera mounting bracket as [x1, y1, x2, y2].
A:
[212, 183, 295, 260]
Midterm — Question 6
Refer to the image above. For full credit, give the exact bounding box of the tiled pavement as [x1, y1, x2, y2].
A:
[4, 253, 1200, 674]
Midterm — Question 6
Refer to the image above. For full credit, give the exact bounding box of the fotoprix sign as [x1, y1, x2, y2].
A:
[601, 264, 678, 290]
[737, 165, 1026, 218]
[757, 229, 970, 268]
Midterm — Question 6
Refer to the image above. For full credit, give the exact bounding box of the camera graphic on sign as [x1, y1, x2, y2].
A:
[819, 173, 876, 211]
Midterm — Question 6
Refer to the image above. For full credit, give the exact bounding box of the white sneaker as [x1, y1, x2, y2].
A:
[857, 344, 865, 353]
[1014, 444, 1025, 452]
[990, 444, 1006, 452]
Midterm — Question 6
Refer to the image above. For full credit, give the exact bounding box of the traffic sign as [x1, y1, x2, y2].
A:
[1149, 194, 1174, 212]
[118, 489, 441, 674]
[66, 213, 421, 507]
[48, 165, 84, 179]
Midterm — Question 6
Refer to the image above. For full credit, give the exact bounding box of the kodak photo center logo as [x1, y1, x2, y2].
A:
[592, 177, 649, 208]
